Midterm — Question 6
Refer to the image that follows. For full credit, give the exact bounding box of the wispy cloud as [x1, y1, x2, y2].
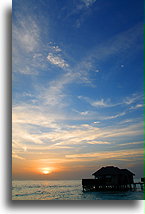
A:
[93, 121, 100, 124]
[129, 104, 143, 110]
[80, 0, 96, 8]
[12, 152, 25, 160]
[105, 111, 126, 120]
[80, 111, 89, 116]
[65, 149, 143, 159]
[78, 93, 143, 111]
[91, 99, 111, 107]
[75, 23, 143, 69]
[78, 96, 119, 109]
[93, 23, 143, 61]
[12, 13, 44, 76]
[117, 141, 144, 147]
[47, 42, 69, 69]
[18, 66, 38, 75]
[74, 109, 90, 116]
[13, 103, 143, 149]
[123, 94, 143, 105]
[47, 53, 69, 69]
[48, 42, 62, 52]
[119, 119, 137, 124]
[86, 141, 110, 145]
[13, 16, 40, 53]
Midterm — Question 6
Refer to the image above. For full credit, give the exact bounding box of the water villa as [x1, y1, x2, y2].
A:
[82, 166, 144, 192]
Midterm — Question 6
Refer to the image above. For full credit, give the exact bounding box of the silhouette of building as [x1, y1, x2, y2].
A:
[82, 166, 137, 191]
[92, 166, 135, 185]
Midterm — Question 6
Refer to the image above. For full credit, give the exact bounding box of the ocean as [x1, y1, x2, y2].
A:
[12, 180, 144, 200]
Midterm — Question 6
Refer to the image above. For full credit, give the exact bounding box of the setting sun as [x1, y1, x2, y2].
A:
[42, 170, 50, 175]
[40, 167, 53, 175]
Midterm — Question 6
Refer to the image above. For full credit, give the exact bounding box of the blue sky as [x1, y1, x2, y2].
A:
[12, 0, 144, 179]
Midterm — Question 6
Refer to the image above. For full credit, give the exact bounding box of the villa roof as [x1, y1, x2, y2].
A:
[120, 169, 135, 176]
[92, 166, 135, 177]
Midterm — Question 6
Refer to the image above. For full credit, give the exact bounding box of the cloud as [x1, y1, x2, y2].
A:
[12, 13, 46, 76]
[48, 42, 62, 52]
[13, 103, 143, 149]
[12, 104, 62, 129]
[129, 104, 143, 110]
[47, 53, 69, 68]
[12, 99, 143, 168]
[64, 0, 97, 28]
[80, 111, 89, 116]
[96, 23, 143, 60]
[37, 73, 74, 107]
[80, 0, 96, 7]
[105, 111, 126, 120]
[86, 141, 111, 145]
[78, 96, 120, 108]
[22, 92, 33, 97]
[104, 122, 143, 138]
[37, 56, 97, 108]
[123, 94, 143, 105]
[65, 149, 143, 159]
[76, 23, 143, 68]
[47, 42, 70, 69]
[78, 93, 143, 118]
[119, 119, 135, 124]
[117, 141, 144, 147]
[68, 23, 143, 86]
[19, 66, 38, 75]
[13, 16, 40, 53]
[12, 152, 25, 160]
[91, 99, 110, 107]
[93, 121, 100, 124]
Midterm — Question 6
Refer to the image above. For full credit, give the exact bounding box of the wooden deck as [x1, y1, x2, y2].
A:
[82, 179, 144, 192]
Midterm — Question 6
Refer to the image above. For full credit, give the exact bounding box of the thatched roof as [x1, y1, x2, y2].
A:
[92, 166, 135, 177]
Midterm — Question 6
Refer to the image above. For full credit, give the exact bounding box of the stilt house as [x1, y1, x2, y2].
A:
[92, 166, 135, 185]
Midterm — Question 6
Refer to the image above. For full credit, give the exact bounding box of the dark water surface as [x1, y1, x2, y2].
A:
[12, 180, 144, 200]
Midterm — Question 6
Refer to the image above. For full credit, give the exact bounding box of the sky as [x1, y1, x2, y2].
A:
[12, 0, 144, 180]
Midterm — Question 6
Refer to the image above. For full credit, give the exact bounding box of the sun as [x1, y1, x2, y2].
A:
[42, 170, 50, 175]
[40, 167, 53, 175]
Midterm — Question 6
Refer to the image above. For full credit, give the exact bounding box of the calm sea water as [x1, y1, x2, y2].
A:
[12, 180, 144, 200]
